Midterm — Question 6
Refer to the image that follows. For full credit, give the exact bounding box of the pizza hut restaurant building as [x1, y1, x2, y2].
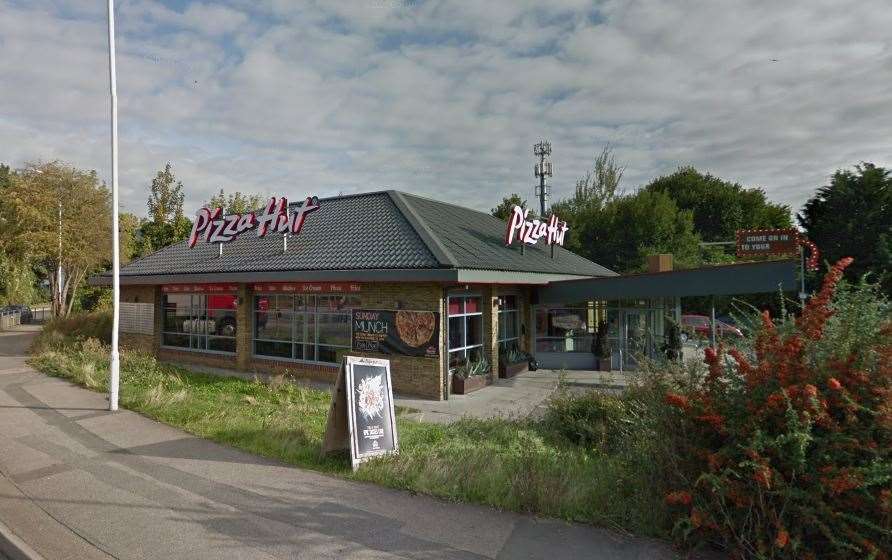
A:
[105, 190, 616, 400]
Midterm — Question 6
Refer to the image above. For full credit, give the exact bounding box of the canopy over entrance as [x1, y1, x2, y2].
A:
[538, 259, 798, 304]
[531, 260, 799, 372]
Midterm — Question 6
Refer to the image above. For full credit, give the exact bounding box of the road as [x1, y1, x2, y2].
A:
[0, 326, 696, 559]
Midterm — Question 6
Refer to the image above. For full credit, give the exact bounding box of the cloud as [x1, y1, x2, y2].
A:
[0, 0, 890, 221]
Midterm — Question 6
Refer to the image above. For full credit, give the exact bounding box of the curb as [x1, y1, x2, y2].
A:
[0, 519, 44, 560]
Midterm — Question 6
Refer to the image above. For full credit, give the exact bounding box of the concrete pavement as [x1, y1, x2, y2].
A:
[396, 370, 632, 424]
[0, 326, 699, 559]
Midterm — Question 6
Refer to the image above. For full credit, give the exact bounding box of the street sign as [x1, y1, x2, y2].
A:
[321, 356, 399, 470]
[735, 228, 800, 257]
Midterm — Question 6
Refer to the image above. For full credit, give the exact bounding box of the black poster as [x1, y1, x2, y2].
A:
[352, 309, 439, 358]
[345, 357, 398, 469]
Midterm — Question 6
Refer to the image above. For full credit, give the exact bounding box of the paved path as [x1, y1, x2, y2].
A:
[0, 326, 696, 560]
[396, 370, 632, 424]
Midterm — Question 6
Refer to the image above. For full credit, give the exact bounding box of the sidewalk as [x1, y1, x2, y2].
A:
[0, 327, 699, 560]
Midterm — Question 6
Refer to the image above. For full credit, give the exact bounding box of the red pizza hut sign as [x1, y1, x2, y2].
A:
[253, 282, 362, 293]
[162, 284, 238, 293]
[189, 196, 320, 248]
[504, 205, 569, 247]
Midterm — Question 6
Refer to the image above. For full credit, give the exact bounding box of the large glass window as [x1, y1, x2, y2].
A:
[497, 295, 520, 356]
[534, 306, 591, 353]
[253, 294, 359, 365]
[448, 295, 483, 369]
[162, 293, 237, 354]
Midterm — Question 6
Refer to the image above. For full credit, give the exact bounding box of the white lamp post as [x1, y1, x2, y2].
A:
[107, 0, 120, 411]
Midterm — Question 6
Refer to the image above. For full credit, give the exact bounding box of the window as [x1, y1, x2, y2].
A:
[534, 306, 591, 353]
[162, 293, 237, 354]
[448, 295, 483, 369]
[253, 294, 359, 365]
[497, 295, 520, 356]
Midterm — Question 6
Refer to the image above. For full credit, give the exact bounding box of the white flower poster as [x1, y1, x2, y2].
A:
[343, 356, 398, 469]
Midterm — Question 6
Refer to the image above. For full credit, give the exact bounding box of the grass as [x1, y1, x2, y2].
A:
[29, 321, 673, 539]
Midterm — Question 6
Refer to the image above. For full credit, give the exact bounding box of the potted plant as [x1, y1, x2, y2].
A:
[594, 320, 612, 371]
[452, 358, 491, 394]
[498, 347, 529, 378]
[661, 318, 683, 361]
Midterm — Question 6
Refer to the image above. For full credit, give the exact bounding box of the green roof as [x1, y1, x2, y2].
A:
[111, 190, 615, 284]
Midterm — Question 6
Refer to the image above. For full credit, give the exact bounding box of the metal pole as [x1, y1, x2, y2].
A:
[57, 201, 63, 316]
[710, 296, 717, 348]
[539, 166, 546, 216]
[799, 245, 807, 310]
[108, 0, 120, 411]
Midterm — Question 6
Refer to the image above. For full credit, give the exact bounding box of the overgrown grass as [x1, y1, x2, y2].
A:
[29, 314, 673, 538]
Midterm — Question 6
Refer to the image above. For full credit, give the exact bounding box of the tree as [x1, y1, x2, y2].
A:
[557, 145, 623, 216]
[645, 167, 792, 242]
[119, 212, 144, 264]
[0, 162, 111, 316]
[491, 193, 534, 220]
[142, 162, 191, 251]
[798, 162, 892, 294]
[577, 189, 701, 273]
[551, 145, 624, 254]
[0, 163, 11, 191]
[207, 188, 265, 214]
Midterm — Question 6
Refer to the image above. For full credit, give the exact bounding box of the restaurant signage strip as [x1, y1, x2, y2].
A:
[188, 196, 320, 248]
[253, 282, 362, 293]
[162, 284, 238, 293]
[321, 356, 398, 470]
[735, 228, 799, 257]
[504, 205, 569, 247]
[352, 309, 439, 358]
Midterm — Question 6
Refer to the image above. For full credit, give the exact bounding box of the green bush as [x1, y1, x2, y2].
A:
[543, 389, 633, 451]
[32, 310, 112, 353]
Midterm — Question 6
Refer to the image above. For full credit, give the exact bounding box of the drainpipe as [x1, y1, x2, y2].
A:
[442, 286, 450, 401]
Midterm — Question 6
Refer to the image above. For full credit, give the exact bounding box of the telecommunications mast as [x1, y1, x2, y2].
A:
[533, 140, 552, 216]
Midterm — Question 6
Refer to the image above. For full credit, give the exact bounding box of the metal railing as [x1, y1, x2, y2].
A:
[0, 309, 21, 330]
[31, 307, 52, 324]
[0, 306, 52, 330]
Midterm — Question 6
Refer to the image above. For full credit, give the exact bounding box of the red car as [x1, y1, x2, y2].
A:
[681, 314, 743, 341]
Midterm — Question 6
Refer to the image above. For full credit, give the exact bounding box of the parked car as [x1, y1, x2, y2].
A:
[1, 304, 33, 323]
[681, 314, 743, 341]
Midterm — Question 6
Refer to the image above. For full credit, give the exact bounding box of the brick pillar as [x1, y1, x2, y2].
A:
[520, 287, 532, 355]
[482, 285, 499, 377]
[153, 285, 162, 353]
[236, 284, 251, 371]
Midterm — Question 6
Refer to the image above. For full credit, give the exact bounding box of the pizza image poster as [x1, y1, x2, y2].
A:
[352, 309, 440, 357]
[345, 357, 398, 467]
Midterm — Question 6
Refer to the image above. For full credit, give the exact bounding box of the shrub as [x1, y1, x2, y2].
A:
[544, 389, 637, 451]
[31, 310, 112, 353]
[663, 258, 892, 559]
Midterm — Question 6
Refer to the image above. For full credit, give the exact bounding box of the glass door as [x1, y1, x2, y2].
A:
[623, 310, 649, 369]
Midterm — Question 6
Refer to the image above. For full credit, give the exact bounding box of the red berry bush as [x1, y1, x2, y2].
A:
[664, 258, 892, 559]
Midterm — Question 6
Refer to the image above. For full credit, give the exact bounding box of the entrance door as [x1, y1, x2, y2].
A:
[623, 310, 649, 369]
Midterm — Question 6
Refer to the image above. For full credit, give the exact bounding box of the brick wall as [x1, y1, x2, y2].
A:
[245, 282, 445, 399]
[121, 280, 536, 401]
[158, 347, 238, 369]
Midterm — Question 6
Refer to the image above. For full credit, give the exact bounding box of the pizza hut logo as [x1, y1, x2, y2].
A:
[504, 205, 569, 247]
[188, 196, 320, 248]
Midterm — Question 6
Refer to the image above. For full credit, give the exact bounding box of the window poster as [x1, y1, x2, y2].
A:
[352, 309, 439, 357]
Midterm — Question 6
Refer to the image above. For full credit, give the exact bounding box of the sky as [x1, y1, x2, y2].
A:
[1, 0, 890, 219]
